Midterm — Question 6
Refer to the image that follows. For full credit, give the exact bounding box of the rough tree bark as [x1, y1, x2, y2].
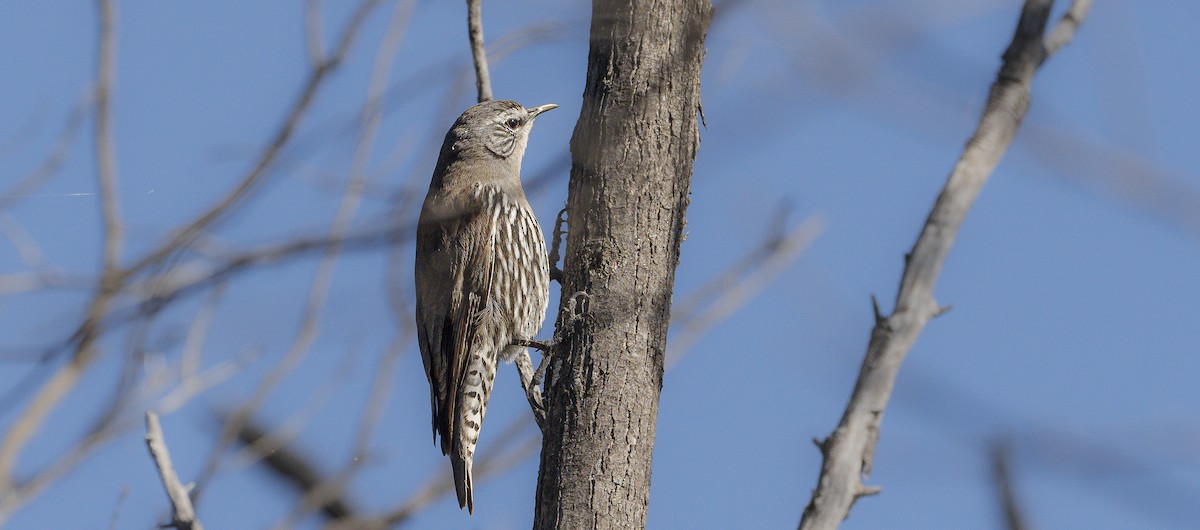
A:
[532, 1, 713, 528]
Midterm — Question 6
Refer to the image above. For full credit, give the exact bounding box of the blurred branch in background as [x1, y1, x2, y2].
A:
[771, 0, 1200, 241]
[799, 1, 1092, 528]
[0, 290, 249, 522]
[189, 0, 412, 504]
[990, 440, 1030, 530]
[0, 0, 386, 518]
[892, 360, 1200, 528]
[0, 0, 123, 496]
[235, 417, 359, 524]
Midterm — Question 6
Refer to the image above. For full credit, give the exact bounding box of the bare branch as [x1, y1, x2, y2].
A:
[799, 1, 1092, 528]
[145, 412, 205, 530]
[467, 0, 494, 102]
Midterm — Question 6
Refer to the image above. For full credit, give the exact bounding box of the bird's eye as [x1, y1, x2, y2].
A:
[505, 118, 521, 129]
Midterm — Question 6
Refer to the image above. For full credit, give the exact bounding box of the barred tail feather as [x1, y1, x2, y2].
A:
[453, 346, 494, 514]
[451, 449, 474, 514]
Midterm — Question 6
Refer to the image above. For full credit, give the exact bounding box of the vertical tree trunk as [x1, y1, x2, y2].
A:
[532, 0, 712, 528]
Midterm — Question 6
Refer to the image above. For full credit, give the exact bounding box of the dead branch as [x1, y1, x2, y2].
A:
[145, 412, 205, 530]
[798, 2, 1092, 528]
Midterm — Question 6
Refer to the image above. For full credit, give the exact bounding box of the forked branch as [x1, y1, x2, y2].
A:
[798, 1, 1092, 528]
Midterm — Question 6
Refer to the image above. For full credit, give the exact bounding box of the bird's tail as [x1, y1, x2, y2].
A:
[451, 446, 475, 514]
[453, 349, 495, 514]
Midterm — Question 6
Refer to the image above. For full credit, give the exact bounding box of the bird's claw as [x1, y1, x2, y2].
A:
[548, 207, 568, 284]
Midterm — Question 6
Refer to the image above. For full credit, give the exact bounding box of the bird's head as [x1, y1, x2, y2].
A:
[440, 100, 557, 167]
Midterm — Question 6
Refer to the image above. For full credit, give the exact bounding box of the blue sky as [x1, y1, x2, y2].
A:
[1, 0, 1198, 529]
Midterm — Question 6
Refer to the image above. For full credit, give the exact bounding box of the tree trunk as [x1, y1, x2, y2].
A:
[532, 0, 712, 528]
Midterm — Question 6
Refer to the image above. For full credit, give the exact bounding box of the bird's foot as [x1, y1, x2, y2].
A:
[514, 349, 548, 429]
[548, 207, 568, 284]
[512, 290, 590, 431]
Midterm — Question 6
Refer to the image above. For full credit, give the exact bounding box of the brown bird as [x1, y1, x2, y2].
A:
[414, 100, 556, 513]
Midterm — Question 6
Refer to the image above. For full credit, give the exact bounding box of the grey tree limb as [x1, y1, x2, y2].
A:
[798, 1, 1092, 528]
[532, 0, 713, 528]
[467, 0, 493, 102]
[145, 412, 205, 530]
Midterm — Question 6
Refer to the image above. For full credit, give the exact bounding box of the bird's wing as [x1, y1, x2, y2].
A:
[448, 206, 497, 514]
[415, 197, 453, 451]
[414, 192, 495, 456]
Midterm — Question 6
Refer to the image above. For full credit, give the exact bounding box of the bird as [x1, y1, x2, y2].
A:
[414, 100, 556, 513]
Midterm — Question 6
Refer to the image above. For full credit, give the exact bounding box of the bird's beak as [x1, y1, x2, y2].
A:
[526, 103, 558, 118]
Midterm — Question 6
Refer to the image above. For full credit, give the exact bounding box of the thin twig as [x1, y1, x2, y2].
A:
[467, 0, 494, 102]
[145, 412, 205, 530]
[95, 0, 123, 273]
[0, 93, 88, 211]
[798, 1, 1091, 528]
[990, 440, 1031, 530]
[106, 485, 129, 530]
[305, 0, 326, 68]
